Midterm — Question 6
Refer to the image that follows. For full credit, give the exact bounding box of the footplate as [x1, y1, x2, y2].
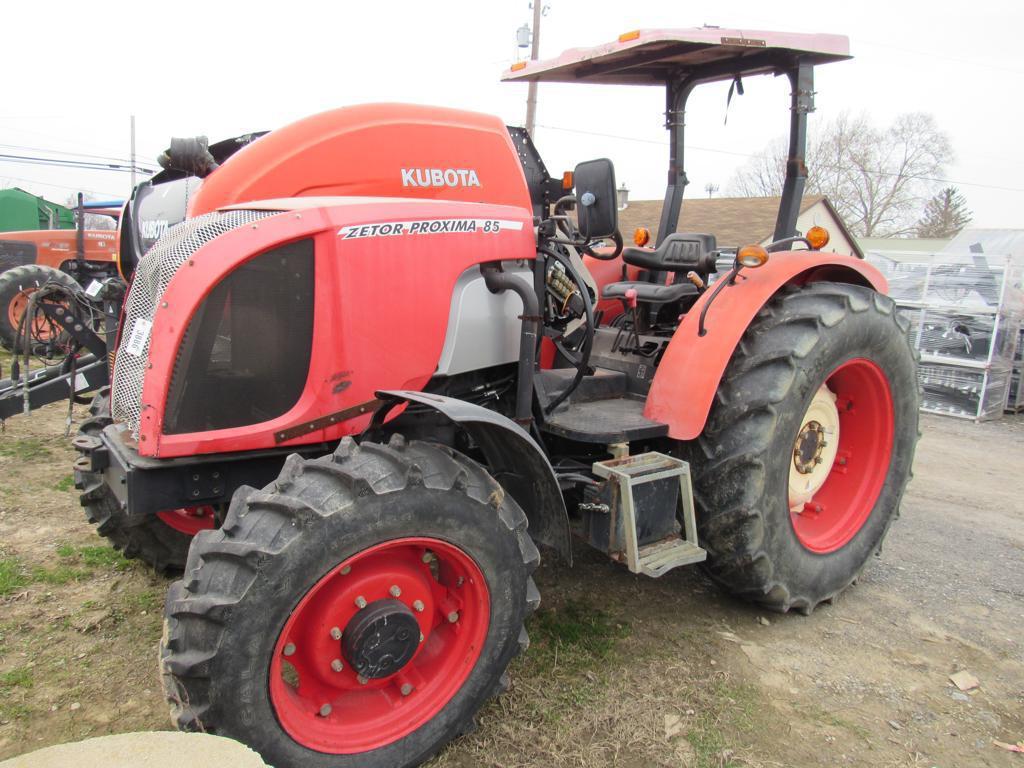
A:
[591, 452, 706, 577]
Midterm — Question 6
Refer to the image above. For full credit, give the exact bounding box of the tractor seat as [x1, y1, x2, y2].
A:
[621, 232, 717, 273]
[603, 280, 697, 305]
[602, 232, 716, 305]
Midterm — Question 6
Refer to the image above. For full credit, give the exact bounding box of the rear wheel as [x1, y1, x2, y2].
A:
[75, 390, 213, 574]
[0, 264, 79, 350]
[686, 282, 919, 613]
[161, 436, 539, 768]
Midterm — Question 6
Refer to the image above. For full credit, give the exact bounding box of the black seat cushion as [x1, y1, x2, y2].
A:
[602, 280, 697, 304]
[621, 232, 717, 272]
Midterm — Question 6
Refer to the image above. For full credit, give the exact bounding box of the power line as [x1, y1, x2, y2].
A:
[856, 39, 1024, 76]
[0, 142, 158, 170]
[536, 123, 1024, 193]
[0, 152, 154, 175]
[0, 173, 123, 199]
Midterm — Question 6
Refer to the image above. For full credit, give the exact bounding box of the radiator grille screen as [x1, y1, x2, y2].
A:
[164, 238, 315, 434]
[111, 208, 279, 436]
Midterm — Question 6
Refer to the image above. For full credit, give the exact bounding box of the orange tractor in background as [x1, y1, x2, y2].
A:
[0, 201, 120, 350]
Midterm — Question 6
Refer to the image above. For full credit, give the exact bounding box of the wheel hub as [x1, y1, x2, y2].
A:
[794, 420, 826, 474]
[788, 384, 840, 513]
[341, 598, 420, 679]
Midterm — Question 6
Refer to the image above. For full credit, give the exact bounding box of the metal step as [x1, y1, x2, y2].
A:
[636, 537, 706, 578]
[591, 451, 706, 578]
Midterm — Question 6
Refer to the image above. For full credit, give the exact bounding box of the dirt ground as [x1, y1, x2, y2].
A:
[1, 390, 1022, 767]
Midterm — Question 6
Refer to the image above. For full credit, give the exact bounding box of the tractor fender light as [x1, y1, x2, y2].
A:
[806, 226, 830, 250]
[618, 30, 641, 42]
[561, 171, 574, 190]
[633, 227, 651, 246]
[510, 61, 528, 72]
[737, 245, 769, 268]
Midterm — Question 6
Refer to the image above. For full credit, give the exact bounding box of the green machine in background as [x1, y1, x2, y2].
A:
[0, 187, 75, 232]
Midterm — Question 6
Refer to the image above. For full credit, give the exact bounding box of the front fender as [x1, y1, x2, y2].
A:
[644, 253, 886, 440]
[373, 390, 572, 564]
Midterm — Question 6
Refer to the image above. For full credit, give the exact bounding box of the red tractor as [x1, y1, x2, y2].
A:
[72, 28, 917, 768]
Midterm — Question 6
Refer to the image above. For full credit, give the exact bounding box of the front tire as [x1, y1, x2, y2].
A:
[161, 436, 539, 768]
[687, 282, 919, 613]
[75, 389, 213, 574]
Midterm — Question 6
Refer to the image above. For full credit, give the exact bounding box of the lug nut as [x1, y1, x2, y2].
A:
[447, 611, 459, 624]
[330, 626, 342, 640]
[355, 596, 367, 609]
[283, 643, 296, 657]
[319, 703, 332, 717]
[420, 632, 425, 643]
[412, 600, 424, 612]
[422, 552, 434, 564]
[340, 565, 351, 575]
[389, 585, 402, 597]
[400, 683, 413, 696]
[357, 675, 368, 685]
[331, 659, 344, 672]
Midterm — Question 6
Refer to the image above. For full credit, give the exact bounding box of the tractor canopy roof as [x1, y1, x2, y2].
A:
[501, 27, 850, 86]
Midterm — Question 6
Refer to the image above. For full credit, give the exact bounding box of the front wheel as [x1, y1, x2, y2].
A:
[686, 282, 919, 613]
[161, 436, 539, 768]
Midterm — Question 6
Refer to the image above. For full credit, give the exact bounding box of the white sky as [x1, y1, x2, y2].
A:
[3, 0, 1022, 229]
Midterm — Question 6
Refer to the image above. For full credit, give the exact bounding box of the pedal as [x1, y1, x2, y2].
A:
[588, 451, 706, 578]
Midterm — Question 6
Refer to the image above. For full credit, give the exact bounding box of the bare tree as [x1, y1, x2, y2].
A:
[728, 111, 953, 237]
[916, 186, 972, 238]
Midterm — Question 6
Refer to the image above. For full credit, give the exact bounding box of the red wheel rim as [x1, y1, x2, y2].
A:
[269, 537, 490, 754]
[790, 358, 894, 554]
[156, 505, 216, 535]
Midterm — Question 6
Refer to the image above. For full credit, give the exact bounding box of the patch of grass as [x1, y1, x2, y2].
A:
[0, 701, 31, 722]
[76, 545, 130, 570]
[0, 556, 31, 596]
[0, 667, 33, 690]
[685, 679, 761, 768]
[54, 475, 75, 492]
[0, 437, 52, 460]
[528, 598, 630, 677]
[30, 563, 88, 586]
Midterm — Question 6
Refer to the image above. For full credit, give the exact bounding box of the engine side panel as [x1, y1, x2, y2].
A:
[644, 253, 886, 440]
[137, 199, 535, 458]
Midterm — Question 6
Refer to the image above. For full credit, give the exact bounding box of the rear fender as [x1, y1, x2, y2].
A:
[373, 390, 572, 564]
[644, 253, 886, 440]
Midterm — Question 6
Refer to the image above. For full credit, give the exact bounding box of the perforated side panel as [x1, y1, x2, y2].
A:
[111, 209, 280, 437]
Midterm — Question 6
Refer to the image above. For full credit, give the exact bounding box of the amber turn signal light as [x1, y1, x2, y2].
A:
[633, 227, 651, 246]
[561, 171, 574, 190]
[737, 244, 769, 268]
[510, 61, 528, 72]
[618, 30, 641, 42]
[806, 226, 830, 250]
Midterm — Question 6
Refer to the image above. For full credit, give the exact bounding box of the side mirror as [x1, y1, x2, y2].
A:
[573, 158, 618, 240]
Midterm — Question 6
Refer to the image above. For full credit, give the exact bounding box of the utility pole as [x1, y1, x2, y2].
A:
[524, 1, 543, 136]
[130, 114, 137, 190]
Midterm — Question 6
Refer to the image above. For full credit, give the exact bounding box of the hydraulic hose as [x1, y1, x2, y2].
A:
[538, 247, 596, 416]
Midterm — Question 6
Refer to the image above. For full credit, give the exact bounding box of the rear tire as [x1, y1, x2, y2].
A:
[75, 389, 206, 574]
[686, 282, 919, 613]
[160, 435, 539, 768]
[0, 264, 79, 350]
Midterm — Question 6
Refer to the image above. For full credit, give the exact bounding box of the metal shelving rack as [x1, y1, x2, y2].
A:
[868, 252, 1023, 422]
